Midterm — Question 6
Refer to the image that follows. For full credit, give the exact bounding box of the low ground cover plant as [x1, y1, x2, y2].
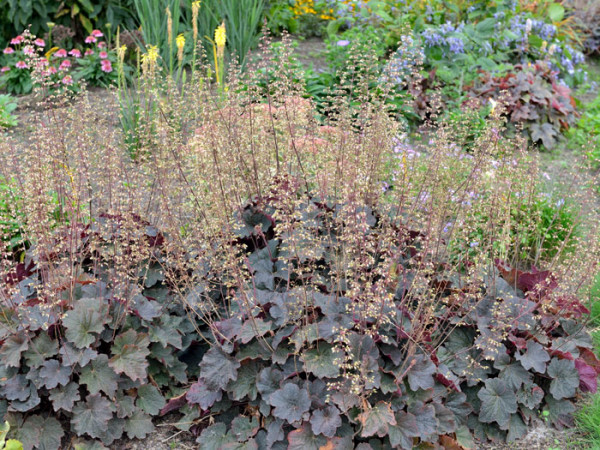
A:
[0, 37, 599, 448]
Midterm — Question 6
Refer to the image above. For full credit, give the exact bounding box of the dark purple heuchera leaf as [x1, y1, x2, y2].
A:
[301, 343, 343, 379]
[199, 347, 241, 391]
[159, 392, 187, 415]
[547, 358, 579, 399]
[230, 416, 260, 441]
[23, 333, 58, 368]
[116, 391, 136, 418]
[406, 354, 436, 391]
[287, 424, 327, 450]
[187, 379, 222, 410]
[445, 391, 472, 421]
[388, 411, 418, 449]
[71, 394, 116, 439]
[109, 329, 151, 382]
[257, 367, 283, 402]
[477, 379, 518, 427]
[0, 374, 30, 401]
[124, 410, 154, 439]
[79, 354, 119, 397]
[530, 122, 558, 149]
[62, 298, 108, 349]
[49, 382, 80, 412]
[9, 384, 40, 412]
[270, 383, 311, 423]
[266, 419, 285, 448]
[130, 293, 162, 321]
[238, 318, 273, 344]
[498, 362, 532, 390]
[227, 361, 260, 401]
[575, 359, 598, 393]
[19, 415, 64, 450]
[544, 396, 575, 429]
[0, 333, 29, 367]
[310, 405, 342, 438]
[515, 341, 550, 373]
[39, 359, 72, 389]
[136, 384, 166, 415]
[516, 383, 544, 409]
[59, 343, 98, 367]
[407, 401, 437, 440]
[434, 403, 457, 434]
[357, 401, 396, 438]
[504, 414, 527, 443]
[197, 423, 236, 450]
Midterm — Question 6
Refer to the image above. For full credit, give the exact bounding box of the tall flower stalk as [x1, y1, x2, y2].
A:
[212, 21, 226, 90]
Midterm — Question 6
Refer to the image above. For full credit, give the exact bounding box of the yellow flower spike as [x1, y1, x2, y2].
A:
[141, 44, 160, 73]
[176, 33, 185, 61]
[215, 21, 226, 48]
[117, 45, 127, 62]
[176, 34, 185, 50]
[147, 45, 159, 63]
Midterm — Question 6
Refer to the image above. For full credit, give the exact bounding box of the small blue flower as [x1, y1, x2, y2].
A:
[421, 28, 443, 47]
[336, 39, 350, 47]
[447, 36, 465, 54]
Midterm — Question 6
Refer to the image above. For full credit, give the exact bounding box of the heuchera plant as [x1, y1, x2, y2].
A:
[0, 215, 198, 449]
[467, 62, 577, 149]
[164, 196, 598, 449]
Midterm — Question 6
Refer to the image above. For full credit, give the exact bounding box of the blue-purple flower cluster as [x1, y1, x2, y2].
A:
[418, 8, 586, 86]
[420, 21, 466, 55]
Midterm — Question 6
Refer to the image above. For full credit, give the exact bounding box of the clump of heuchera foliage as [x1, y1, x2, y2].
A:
[0, 38, 599, 448]
[0, 215, 198, 448]
[466, 61, 577, 149]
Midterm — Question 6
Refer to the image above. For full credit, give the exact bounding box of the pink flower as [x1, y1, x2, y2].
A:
[98, 41, 107, 49]
[1, 66, 10, 73]
[23, 45, 35, 56]
[99, 51, 108, 59]
[34, 38, 45, 47]
[38, 58, 49, 66]
[68, 49, 81, 58]
[10, 35, 23, 45]
[48, 66, 58, 74]
[55, 48, 68, 58]
[91, 30, 104, 37]
[15, 61, 28, 69]
[59, 60, 71, 70]
[3, 47, 14, 54]
[85, 49, 94, 56]
[61, 75, 74, 85]
[85, 36, 97, 44]
[100, 60, 112, 73]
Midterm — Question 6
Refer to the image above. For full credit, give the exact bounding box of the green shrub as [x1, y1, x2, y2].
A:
[0, 96, 17, 128]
